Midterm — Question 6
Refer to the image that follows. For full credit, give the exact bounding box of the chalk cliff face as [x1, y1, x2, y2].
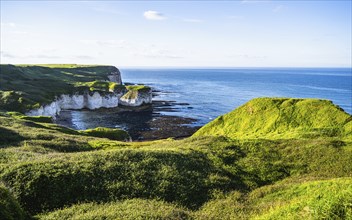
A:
[119, 89, 152, 107]
[26, 92, 123, 118]
[26, 89, 153, 118]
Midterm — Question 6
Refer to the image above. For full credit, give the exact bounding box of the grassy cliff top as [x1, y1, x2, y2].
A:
[0, 64, 119, 112]
[17, 64, 112, 68]
[126, 85, 151, 91]
[193, 97, 352, 140]
[120, 85, 151, 100]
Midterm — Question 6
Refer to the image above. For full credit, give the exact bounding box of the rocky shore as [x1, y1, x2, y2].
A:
[56, 99, 200, 141]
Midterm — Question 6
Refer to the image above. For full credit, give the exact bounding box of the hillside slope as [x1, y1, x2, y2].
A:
[193, 97, 351, 140]
[0, 97, 351, 219]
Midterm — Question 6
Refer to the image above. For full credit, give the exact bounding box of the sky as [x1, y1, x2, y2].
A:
[0, 0, 351, 67]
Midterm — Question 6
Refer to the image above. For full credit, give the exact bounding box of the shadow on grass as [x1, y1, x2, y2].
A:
[0, 127, 26, 147]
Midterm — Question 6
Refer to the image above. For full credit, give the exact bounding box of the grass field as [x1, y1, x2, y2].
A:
[0, 98, 351, 219]
[0, 65, 351, 219]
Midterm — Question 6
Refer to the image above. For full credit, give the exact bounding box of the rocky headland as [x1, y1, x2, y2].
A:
[25, 66, 153, 118]
[0, 64, 198, 140]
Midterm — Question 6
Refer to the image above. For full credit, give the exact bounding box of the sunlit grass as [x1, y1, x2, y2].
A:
[0, 96, 351, 219]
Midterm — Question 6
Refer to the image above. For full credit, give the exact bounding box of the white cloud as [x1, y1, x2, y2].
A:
[183, 18, 203, 23]
[273, 5, 285, 13]
[143, 10, 166, 20]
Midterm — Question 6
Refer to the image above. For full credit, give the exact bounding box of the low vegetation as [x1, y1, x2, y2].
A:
[121, 85, 151, 100]
[80, 127, 131, 141]
[125, 85, 151, 92]
[195, 177, 352, 219]
[38, 199, 191, 220]
[0, 99, 351, 219]
[0, 184, 26, 220]
[0, 65, 351, 219]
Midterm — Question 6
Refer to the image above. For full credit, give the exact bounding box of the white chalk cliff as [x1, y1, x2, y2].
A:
[25, 67, 152, 118]
[26, 92, 123, 118]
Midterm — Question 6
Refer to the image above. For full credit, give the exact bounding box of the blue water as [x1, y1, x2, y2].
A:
[121, 68, 352, 125]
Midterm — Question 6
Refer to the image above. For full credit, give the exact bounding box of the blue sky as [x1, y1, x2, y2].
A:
[1, 0, 351, 67]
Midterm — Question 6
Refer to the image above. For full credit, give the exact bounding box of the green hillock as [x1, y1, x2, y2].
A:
[0, 64, 119, 112]
[80, 127, 131, 141]
[193, 98, 351, 140]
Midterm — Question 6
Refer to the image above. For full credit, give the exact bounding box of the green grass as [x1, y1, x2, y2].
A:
[250, 178, 352, 219]
[22, 64, 106, 68]
[120, 85, 151, 100]
[37, 199, 191, 220]
[194, 177, 352, 220]
[1, 113, 351, 216]
[0, 184, 27, 220]
[75, 80, 124, 92]
[16, 116, 53, 123]
[80, 127, 131, 141]
[125, 85, 151, 92]
[0, 97, 351, 219]
[193, 98, 351, 140]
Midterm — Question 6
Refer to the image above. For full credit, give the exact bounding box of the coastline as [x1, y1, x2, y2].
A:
[55, 100, 200, 141]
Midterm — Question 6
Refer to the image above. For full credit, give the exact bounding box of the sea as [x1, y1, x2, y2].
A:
[57, 68, 352, 130]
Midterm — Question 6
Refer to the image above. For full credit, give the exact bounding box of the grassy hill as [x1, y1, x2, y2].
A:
[0, 64, 120, 112]
[0, 65, 351, 219]
[0, 99, 351, 219]
[193, 97, 352, 141]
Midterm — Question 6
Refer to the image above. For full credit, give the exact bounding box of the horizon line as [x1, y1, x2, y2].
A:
[1, 63, 351, 69]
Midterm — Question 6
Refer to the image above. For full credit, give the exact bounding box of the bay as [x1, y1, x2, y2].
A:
[57, 68, 352, 133]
